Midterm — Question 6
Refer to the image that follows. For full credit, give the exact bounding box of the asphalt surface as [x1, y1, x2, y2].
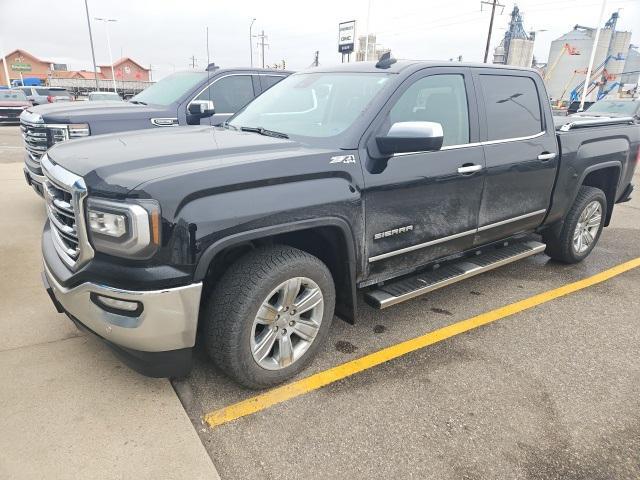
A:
[3, 124, 639, 479]
[179, 160, 640, 478]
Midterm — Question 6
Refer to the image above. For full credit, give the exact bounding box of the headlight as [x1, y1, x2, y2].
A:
[48, 123, 90, 145]
[86, 198, 161, 259]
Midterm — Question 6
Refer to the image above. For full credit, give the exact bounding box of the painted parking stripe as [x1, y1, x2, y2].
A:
[204, 257, 640, 428]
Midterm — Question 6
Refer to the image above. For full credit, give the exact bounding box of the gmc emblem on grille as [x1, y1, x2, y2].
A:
[374, 225, 414, 240]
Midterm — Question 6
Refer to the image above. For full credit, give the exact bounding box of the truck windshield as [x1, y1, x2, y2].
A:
[129, 71, 207, 106]
[585, 100, 639, 116]
[228, 72, 392, 138]
[1, 90, 27, 100]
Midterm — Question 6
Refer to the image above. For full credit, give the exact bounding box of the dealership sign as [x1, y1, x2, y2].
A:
[11, 63, 31, 71]
[338, 20, 356, 54]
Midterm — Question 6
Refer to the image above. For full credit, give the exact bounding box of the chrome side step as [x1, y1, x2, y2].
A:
[364, 240, 546, 309]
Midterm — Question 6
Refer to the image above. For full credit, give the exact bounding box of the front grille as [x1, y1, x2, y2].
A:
[44, 177, 80, 264]
[21, 119, 49, 162]
[41, 156, 93, 270]
[0, 107, 24, 119]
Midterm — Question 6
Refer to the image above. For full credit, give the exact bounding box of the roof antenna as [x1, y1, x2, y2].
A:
[375, 51, 396, 69]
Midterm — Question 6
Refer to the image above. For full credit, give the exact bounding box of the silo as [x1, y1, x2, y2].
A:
[544, 19, 631, 102]
[507, 38, 534, 67]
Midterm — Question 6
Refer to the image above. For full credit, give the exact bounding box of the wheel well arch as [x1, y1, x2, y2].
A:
[195, 218, 358, 323]
[580, 163, 620, 226]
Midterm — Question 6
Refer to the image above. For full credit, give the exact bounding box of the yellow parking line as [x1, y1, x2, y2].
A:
[204, 257, 640, 428]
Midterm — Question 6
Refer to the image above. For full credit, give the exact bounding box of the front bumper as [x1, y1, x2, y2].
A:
[23, 153, 45, 197]
[42, 261, 203, 377]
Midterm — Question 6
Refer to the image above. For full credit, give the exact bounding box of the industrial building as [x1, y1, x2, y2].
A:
[355, 34, 390, 62]
[543, 12, 631, 103]
[493, 6, 536, 68]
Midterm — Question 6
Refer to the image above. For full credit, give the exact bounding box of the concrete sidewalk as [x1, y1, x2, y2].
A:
[0, 160, 220, 480]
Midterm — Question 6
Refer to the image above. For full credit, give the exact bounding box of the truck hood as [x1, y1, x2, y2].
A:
[27, 101, 171, 123]
[46, 126, 310, 195]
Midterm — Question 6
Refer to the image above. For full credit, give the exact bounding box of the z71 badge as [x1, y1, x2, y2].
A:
[374, 225, 414, 240]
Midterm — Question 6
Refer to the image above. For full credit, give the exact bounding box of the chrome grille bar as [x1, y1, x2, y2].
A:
[41, 155, 94, 270]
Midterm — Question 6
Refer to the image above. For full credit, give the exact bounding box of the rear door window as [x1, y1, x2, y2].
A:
[479, 75, 542, 141]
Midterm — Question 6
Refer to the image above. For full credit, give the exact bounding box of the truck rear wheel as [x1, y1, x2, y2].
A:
[203, 245, 335, 389]
[543, 186, 607, 264]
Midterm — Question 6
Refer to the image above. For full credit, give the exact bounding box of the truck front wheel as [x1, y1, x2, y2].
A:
[203, 245, 335, 389]
[543, 186, 607, 263]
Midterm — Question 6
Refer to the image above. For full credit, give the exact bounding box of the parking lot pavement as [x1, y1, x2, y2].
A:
[0, 126, 23, 163]
[0, 156, 220, 479]
[181, 172, 640, 479]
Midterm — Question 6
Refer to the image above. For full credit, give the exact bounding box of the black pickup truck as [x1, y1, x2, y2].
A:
[40, 59, 639, 388]
[20, 66, 289, 195]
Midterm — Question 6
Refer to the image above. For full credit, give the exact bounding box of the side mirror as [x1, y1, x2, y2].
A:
[376, 121, 444, 155]
[188, 100, 215, 117]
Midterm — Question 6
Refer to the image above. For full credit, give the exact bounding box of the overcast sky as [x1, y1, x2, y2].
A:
[1, 0, 638, 80]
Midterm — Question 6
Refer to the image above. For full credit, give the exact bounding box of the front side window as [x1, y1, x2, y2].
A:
[130, 71, 207, 106]
[480, 75, 542, 140]
[260, 75, 286, 92]
[195, 75, 254, 113]
[228, 72, 391, 139]
[389, 74, 470, 147]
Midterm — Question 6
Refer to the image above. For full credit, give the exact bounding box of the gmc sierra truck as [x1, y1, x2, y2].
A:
[40, 58, 639, 388]
[20, 66, 290, 195]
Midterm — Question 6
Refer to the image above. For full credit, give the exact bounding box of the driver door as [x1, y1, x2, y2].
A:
[362, 68, 486, 282]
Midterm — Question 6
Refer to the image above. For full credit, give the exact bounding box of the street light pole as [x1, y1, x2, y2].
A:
[249, 18, 256, 67]
[95, 17, 118, 94]
[579, 0, 607, 111]
[83, 0, 100, 91]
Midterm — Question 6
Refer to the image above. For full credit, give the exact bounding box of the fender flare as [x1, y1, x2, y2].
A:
[193, 217, 359, 322]
[575, 160, 622, 224]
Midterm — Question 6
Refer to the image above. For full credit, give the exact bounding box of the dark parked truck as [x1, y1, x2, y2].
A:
[21, 66, 289, 195]
[40, 59, 639, 388]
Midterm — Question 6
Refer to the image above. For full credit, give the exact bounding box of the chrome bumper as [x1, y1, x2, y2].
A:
[43, 262, 203, 352]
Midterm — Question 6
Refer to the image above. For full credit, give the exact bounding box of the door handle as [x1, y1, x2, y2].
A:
[457, 164, 483, 174]
[537, 152, 557, 161]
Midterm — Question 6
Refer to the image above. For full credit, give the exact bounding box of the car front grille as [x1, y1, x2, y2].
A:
[0, 107, 25, 119]
[21, 118, 49, 162]
[41, 155, 94, 270]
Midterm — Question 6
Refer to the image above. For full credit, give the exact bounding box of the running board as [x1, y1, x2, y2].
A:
[364, 240, 546, 309]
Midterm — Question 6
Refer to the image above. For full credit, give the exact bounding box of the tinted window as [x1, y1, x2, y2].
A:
[390, 74, 469, 147]
[260, 75, 285, 92]
[196, 75, 254, 113]
[480, 75, 542, 140]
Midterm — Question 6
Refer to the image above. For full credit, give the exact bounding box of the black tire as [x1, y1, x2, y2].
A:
[543, 186, 607, 263]
[203, 245, 335, 389]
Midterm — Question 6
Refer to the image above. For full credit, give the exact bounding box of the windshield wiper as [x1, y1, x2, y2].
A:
[129, 100, 147, 105]
[240, 126, 289, 139]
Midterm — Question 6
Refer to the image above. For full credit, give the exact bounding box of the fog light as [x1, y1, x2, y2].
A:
[92, 293, 142, 315]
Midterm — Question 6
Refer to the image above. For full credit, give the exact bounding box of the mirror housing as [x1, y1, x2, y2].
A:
[188, 100, 215, 117]
[376, 121, 444, 155]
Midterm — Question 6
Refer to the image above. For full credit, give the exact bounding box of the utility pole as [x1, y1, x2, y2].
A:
[249, 18, 256, 67]
[253, 30, 268, 68]
[83, 0, 100, 91]
[481, 0, 505, 63]
[189, 55, 198, 68]
[313, 51, 319, 67]
[206, 26, 210, 66]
